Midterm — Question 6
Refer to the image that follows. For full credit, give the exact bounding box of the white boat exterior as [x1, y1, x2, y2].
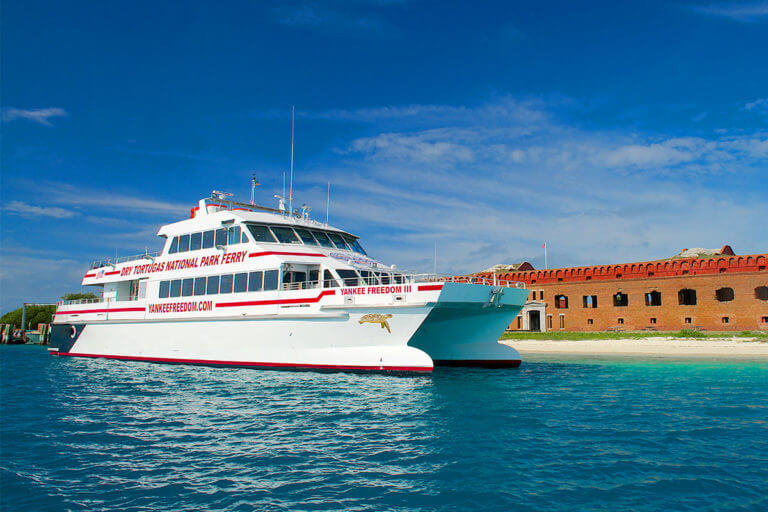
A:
[50, 195, 528, 372]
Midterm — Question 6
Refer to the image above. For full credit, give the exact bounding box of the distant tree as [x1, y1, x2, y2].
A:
[0, 305, 56, 329]
[61, 292, 98, 301]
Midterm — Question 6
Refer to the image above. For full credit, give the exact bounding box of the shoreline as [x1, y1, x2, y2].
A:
[502, 337, 768, 359]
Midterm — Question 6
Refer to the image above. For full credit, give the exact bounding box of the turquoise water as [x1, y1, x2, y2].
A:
[2, 345, 767, 511]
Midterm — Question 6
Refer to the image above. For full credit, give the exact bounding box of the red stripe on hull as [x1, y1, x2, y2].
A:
[50, 351, 432, 373]
[417, 284, 444, 291]
[216, 290, 336, 308]
[55, 307, 146, 316]
[248, 251, 325, 258]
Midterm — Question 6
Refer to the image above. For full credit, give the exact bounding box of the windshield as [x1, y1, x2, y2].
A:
[269, 226, 301, 244]
[247, 224, 277, 243]
[326, 232, 349, 250]
[294, 228, 318, 246]
[311, 230, 335, 248]
[343, 236, 367, 255]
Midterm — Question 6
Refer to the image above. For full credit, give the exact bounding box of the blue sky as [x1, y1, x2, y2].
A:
[1, 0, 767, 311]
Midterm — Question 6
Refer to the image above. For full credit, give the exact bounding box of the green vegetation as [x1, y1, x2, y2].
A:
[500, 330, 768, 341]
[0, 305, 56, 330]
[0, 292, 98, 329]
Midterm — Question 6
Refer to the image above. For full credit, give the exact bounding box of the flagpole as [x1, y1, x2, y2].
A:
[544, 243, 548, 269]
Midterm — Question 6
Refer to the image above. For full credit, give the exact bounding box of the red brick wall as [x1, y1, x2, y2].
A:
[491, 254, 768, 332]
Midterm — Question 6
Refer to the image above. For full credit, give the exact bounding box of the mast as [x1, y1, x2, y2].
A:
[288, 105, 294, 216]
[326, 182, 330, 225]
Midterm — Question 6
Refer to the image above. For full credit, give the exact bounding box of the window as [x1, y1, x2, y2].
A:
[294, 228, 318, 245]
[650, 317, 657, 324]
[190, 232, 202, 251]
[613, 292, 628, 307]
[616, 274, 623, 279]
[648, 272, 654, 277]
[755, 286, 768, 301]
[241, 231, 249, 243]
[178, 234, 190, 253]
[547, 315, 552, 329]
[215, 228, 227, 247]
[311, 231, 335, 248]
[169, 237, 179, 254]
[617, 318, 624, 325]
[202, 230, 215, 249]
[182, 278, 194, 297]
[219, 274, 233, 294]
[227, 226, 241, 245]
[324, 270, 339, 288]
[359, 270, 376, 285]
[194, 277, 206, 296]
[248, 271, 263, 292]
[722, 316, 729, 324]
[170, 279, 182, 298]
[270, 226, 301, 244]
[159, 280, 170, 298]
[327, 232, 349, 250]
[678, 289, 697, 306]
[263, 270, 279, 291]
[685, 317, 692, 324]
[554, 295, 568, 309]
[234, 273, 248, 293]
[336, 269, 360, 286]
[716, 287, 734, 302]
[343, 236, 367, 255]
[517, 316, 521, 329]
[559, 315, 565, 329]
[247, 224, 277, 243]
[645, 291, 662, 306]
[206, 275, 220, 295]
[719, 268, 727, 273]
[587, 319, 594, 325]
[539, 290, 544, 300]
[583, 295, 598, 308]
[586, 276, 592, 281]
[762, 316, 768, 324]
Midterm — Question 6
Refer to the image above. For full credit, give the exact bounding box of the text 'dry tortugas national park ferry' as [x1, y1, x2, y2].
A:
[50, 192, 528, 372]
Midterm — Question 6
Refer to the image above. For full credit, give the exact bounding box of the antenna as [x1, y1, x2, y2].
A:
[250, 175, 260, 205]
[326, 182, 330, 225]
[288, 105, 295, 216]
[433, 241, 437, 274]
[282, 171, 286, 207]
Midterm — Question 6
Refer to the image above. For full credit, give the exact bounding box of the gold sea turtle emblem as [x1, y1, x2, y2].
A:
[358, 313, 393, 333]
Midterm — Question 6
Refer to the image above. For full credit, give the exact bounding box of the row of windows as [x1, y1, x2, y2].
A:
[169, 226, 246, 254]
[158, 270, 280, 298]
[552, 286, 768, 309]
[245, 224, 367, 255]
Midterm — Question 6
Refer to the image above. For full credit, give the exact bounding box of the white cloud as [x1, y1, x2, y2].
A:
[744, 98, 768, 112]
[690, 2, 768, 22]
[2, 107, 68, 126]
[2, 200, 78, 218]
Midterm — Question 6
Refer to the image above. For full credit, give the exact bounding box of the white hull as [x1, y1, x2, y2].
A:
[52, 283, 527, 373]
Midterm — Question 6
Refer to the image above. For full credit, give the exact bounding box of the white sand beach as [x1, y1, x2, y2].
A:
[502, 337, 768, 359]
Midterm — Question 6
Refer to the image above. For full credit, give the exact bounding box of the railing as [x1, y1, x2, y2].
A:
[408, 273, 526, 288]
[59, 295, 142, 306]
[281, 280, 321, 291]
[90, 251, 161, 269]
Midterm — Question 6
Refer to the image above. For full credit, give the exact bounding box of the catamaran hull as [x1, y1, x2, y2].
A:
[51, 283, 527, 373]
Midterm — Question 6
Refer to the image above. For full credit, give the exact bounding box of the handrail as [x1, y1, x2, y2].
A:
[90, 251, 161, 269]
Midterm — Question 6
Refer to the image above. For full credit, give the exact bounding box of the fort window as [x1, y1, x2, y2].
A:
[587, 319, 594, 325]
[547, 315, 553, 329]
[650, 317, 657, 324]
[648, 272, 654, 277]
[645, 291, 662, 306]
[586, 276, 592, 281]
[722, 316, 729, 324]
[582, 295, 598, 308]
[555, 295, 569, 309]
[678, 289, 697, 306]
[617, 318, 624, 325]
[755, 286, 768, 301]
[716, 287, 734, 302]
[719, 268, 727, 273]
[613, 292, 628, 307]
[759, 266, 766, 271]
[685, 317, 692, 324]
[559, 315, 565, 329]
[616, 274, 622, 279]
[762, 316, 768, 324]
[558, 278, 563, 282]
[517, 316, 521, 329]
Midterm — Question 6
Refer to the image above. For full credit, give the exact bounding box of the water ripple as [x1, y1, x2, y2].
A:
[2, 346, 768, 511]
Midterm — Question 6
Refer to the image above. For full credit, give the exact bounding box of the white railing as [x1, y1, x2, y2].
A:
[407, 273, 526, 288]
[59, 295, 142, 306]
[90, 251, 161, 269]
[281, 280, 321, 291]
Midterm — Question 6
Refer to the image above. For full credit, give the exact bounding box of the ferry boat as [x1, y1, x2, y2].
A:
[50, 192, 528, 372]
